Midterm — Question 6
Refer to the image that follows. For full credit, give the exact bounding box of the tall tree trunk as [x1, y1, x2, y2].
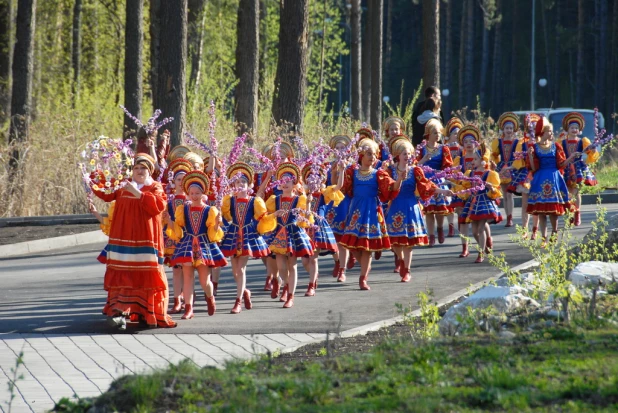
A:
[598, 0, 607, 116]
[71, 0, 82, 109]
[271, 0, 310, 134]
[508, 0, 517, 108]
[458, 0, 467, 108]
[594, 0, 600, 107]
[0, 0, 13, 127]
[610, 0, 618, 122]
[157, 0, 187, 147]
[350, 0, 361, 120]
[317, 0, 327, 121]
[491, 0, 502, 116]
[188, 0, 207, 90]
[385, 0, 392, 67]
[576, 0, 584, 107]
[369, 0, 383, 129]
[234, 0, 259, 141]
[553, 0, 561, 106]
[443, 0, 452, 117]
[464, 0, 474, 108]
[149, 0, 161, 109]
[479, 21, 489, 110]
[9, 0, 36, 177]
[422, 0, 440, 92]
[361, 1, 371, 122]
[540, 2, 551, 106]
[124, 0, 143, 137]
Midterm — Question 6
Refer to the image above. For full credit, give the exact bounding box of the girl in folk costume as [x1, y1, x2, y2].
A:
[456, 149, 503, 263]
[558, 112, 600, 226]
[526, 117, 577, 245]
[167, 171, 227, 319]
[340, 138, 405, 290]
[451, 125, 492, 258]
[220, 162, 277, 314]
[301, 161, 345, 296]
[417, 118, 454, 246]
[491, 112, 526, 228]
[255, 142, 296, 293]
[203, 153, 226, 296]
[183, 151, 205, 172]
[163, 158, 193, 314]
[325, 135, 354, 281]
[386, 139, 452, 281]
[382, 116, 407, 161]
[160, 145, 192, 186]
[265, 162, 314, 308]
[443, 117, 464, 238]
[93, 153, 176, 329]
[516, 114, 541, 239]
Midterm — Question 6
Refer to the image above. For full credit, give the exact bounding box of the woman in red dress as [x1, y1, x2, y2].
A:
[93, 153, 177, 330]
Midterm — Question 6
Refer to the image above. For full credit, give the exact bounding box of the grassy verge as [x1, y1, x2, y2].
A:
[581, 161, 618, 194]
[54, 297, 618, 413]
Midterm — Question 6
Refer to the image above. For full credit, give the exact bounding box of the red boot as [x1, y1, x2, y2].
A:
[212, 282, 218, 297]
[181, 303, 194, 319]
[485, 237, 493, 254]
[400, 268, 411, 283]
[230, 298, 242, 314]
[374, 250, 382, 260]
[337, 268, 346, 282]
[505, 214, 513, 227]
[574, 211, 581, 226]
[263, 275, 273, 291]
[474, 253, 484, 263]
[393, 256, 402, 273]
[429, 234, 436, 247]
[359, 275, 370, 290]
[279, 285, 289, 302]
[243, 289, 252, 310]
[437, 227, 445, 244]
[169, 297, 183, 314]
[305, 282, 316, 297]
[205, 294, 216, 316]
[448, 223, 455, 237]
[530, 226, 538, 240]
[332, 260, 340, 277]
[283, 294, 294, 308]
[346, 255, 357, 269]
[459, 243, 469, 258]
[270, 277, 280, 299]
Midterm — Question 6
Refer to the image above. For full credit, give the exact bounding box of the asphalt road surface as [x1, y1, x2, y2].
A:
[0, 205, 611, 335]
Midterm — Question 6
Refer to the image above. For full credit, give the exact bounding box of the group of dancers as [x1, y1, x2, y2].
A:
[90, 109, 600, 326]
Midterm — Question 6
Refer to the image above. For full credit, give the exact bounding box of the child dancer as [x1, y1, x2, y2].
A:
[340, 138, 405, 290]
[457, 149, 503, 263]
[325, 135, 353, 282]
[301, 161, 345, 296]
[491, 112, 525, 228]
[526, 117, 578, 245]
[386, 139, 451, 281]
[220, 162, 277, 314]
[265, 162, 314, 308]
[163, 158, 193, 314]
[516, 114, 541, 239]
[558, 112, 599, 226]
[417, 118, 453, 246]
[443, 117, 464, 237]
[382, 116, 406, 160]
[168, 171, 227, 319]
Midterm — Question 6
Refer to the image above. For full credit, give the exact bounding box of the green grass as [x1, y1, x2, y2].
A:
[53, 321, 618, 413]
[580, 162, 618, 194]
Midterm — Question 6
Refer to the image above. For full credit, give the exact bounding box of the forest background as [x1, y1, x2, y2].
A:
[0, 0, 617, 217]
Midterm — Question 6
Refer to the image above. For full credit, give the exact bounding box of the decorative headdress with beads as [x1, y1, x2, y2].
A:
[134, 153, 156, 174]
[382, 116, 406, 135]
[276, 161, 300, 182]
[169, 158, 193, 180]
[444, 117, 464, 136]
[329, 135, 351, 149]
[457, 125, 481, 146]
[562, 112, 585, 132]
[227, 161, 254, 183]
[498, 112, 520, 132]
[182, 170, 210, 194]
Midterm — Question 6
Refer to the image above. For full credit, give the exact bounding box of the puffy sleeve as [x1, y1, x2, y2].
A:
[441, 146, 453, 169]
[255, 197, 277, 234]
[377, 169, 399, 203]
[206, 207, 224, 243]
[511, 140, 526, 169]
[296, 194, 314, 227]
[265, 195, 277, 213]
[221, 195, 233, 222]
[413, 167, 437, 201]
[140, 183, 167, 217]
[166, 205, 185, 242]
[322, 185, 345, 207]
[491, 139, 501, 165]
[341, 166, 355, 197]
[452, 170, 473, 201]
[100, 201, 115, 235]
[486, 171, 502, 200]
[92, 187, 117, 203]
[555, 143, 567, 173]
[582, 137, 600, 164]
[526, 146, 540, 173]
[452, 155, 461, 169]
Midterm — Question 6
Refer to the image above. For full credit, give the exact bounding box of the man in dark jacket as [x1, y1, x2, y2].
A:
[412, 86, 445, 145]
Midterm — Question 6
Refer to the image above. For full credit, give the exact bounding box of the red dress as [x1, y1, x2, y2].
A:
[94, 182, 176, 328]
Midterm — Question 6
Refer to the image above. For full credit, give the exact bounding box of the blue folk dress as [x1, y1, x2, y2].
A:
[163, 194, 186, 266]
[526, 143, 571, 215]
[458, 170, 503, 224]
[386, 165, 436, 246]
[559, 138, 598, 189]
[307, 186, 344, 255]
[324, 165, 351, 242]
[265, 195, 314, 257]
[417, 145, 453, 215]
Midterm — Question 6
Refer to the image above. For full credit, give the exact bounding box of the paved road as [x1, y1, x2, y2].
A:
[0, 205, 608, 335]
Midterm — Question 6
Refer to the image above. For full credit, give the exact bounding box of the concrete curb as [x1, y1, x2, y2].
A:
[0, 214, 100, 227]
[0, 230, 107, 259]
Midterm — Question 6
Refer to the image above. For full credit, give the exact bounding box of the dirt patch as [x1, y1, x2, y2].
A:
[0, 224, 101, 246]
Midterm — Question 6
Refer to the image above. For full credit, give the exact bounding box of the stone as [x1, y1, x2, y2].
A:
[568, 261, 618, 288]
[439, 286, 540, 336]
